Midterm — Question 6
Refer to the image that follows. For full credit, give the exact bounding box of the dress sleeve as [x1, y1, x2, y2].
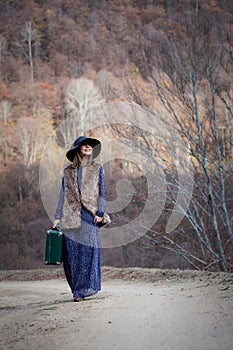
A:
[54, 177, 65, 220]
[96, 165, 106, 217]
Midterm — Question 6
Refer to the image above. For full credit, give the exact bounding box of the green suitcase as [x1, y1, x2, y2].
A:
[44, 228, 63, 265]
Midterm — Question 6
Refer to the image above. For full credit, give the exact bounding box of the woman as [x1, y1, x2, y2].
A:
[53, 136, 110, 302]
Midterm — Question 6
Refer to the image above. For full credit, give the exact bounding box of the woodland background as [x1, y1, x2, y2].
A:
[0, 0, 232, 271]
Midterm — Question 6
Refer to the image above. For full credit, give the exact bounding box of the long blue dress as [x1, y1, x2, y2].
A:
[54, 165, 106, 299]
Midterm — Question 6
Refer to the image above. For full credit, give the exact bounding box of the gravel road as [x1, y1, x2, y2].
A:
[0, 270, 232, 350]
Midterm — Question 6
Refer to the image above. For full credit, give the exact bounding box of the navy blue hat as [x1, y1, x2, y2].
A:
[66, 136, 101, 162]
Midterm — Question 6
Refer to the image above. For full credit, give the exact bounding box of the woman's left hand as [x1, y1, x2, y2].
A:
[94, 215, 103, 224]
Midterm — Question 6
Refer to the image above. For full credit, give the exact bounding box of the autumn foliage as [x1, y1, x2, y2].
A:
[0, 0, 232, 270]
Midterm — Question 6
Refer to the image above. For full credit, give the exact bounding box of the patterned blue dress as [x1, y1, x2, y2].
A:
[54, 165, 106, 299]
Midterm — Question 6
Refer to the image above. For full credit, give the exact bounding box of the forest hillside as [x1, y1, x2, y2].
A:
[0, 0, 232, 271]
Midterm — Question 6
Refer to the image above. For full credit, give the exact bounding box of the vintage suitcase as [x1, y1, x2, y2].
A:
[44, 228, 63, 265]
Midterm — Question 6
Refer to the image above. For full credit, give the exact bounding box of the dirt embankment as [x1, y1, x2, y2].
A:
[1, 266, 233, 284]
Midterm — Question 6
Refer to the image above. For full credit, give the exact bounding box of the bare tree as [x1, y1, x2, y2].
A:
[59, 78, 105, 146]
[0, 34, 6, 79]
[112, 10, 233, 271]
[0, 100, 11, 165]
[20, 21, 40, 82]
[15, 116, 54, 168]
[0, 34, 6, 65]
[0, 100, 11, 124]
[97, 69, 115, 102]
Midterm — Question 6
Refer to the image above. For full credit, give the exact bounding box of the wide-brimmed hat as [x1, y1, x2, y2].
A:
[66, 136, 101, 162]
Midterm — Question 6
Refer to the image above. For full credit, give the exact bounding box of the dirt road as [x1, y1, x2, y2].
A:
[0, 269, 232, 350]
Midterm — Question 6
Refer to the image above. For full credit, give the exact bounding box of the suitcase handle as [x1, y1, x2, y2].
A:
[51, 226, 60, 231]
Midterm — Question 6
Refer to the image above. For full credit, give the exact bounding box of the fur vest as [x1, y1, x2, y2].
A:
[61, 161, 110, 229]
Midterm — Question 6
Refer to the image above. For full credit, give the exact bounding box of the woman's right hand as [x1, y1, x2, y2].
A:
[53, 219, 60, 228]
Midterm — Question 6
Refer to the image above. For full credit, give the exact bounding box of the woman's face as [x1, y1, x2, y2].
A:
[80, 143, 93, 156]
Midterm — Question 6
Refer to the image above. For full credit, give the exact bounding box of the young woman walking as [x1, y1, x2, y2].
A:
[53, 136, 110, 302]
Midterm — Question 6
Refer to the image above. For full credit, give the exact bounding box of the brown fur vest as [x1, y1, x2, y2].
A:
[60, 161, 110, 229]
